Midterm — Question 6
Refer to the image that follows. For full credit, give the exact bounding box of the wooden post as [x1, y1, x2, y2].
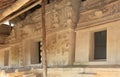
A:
[41, 0, 47, 77]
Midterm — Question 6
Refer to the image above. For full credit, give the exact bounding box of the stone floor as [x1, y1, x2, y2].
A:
[1, 65, 120, 77]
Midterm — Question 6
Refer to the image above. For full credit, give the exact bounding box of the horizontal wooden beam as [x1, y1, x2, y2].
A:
[0, 0, 15, 10]
[0, 0, 31, 21]
[0, 0, 42, 25]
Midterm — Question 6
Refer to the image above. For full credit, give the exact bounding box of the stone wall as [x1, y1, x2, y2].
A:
[0, 0, 80, 67]
[0, 0, 120, 67]
[77, 0, 120, 29]
[75, 19, 120, 65]
[0, 0, 120, 77]
[74, 0, 120, 65]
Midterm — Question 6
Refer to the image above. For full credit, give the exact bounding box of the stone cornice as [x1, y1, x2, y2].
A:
[77, 0, 120, 30]
[80, 0, 118, 13]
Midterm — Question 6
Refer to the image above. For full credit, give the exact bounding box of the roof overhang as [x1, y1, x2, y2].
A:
[0, 0, 42, 25]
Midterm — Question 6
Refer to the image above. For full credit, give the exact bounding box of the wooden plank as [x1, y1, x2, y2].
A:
[0, 0, 42, 25]
[41, 0, 47, 77]
[0, 0, 30, 21]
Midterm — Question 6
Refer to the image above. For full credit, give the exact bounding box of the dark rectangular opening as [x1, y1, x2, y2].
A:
[81, 0, 86, 2]
[94, 30, 107, 60]
[31, 41, 42, 64]
[38, 42, 42, 63]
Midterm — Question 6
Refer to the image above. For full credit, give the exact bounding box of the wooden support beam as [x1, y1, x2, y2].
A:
[0, 0, 30, 21]
[0, 0, 42, 25]
[41, 0, 47, 77]
[0, 0, 15, 10]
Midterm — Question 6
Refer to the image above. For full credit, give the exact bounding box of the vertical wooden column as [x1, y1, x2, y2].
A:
[41, 0, 47, 77]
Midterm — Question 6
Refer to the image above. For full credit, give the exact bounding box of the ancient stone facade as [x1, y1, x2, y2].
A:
[0, 0, 80, 67]
[78, 0, 120, 29]
[0, 0, 120, 77]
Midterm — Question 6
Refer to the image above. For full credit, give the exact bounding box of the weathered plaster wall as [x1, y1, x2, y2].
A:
[0, 0, 80, 67]
[77, 0, 120, 29]
[0, 0, 120, 77]
[75, 20, 120, 65]
[74, 0, 120, 65]
[0, 51, 4, 66]
[107, 23, 120, 64]
[10, 45, 20, 67]
[46, 29, 75, 66]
